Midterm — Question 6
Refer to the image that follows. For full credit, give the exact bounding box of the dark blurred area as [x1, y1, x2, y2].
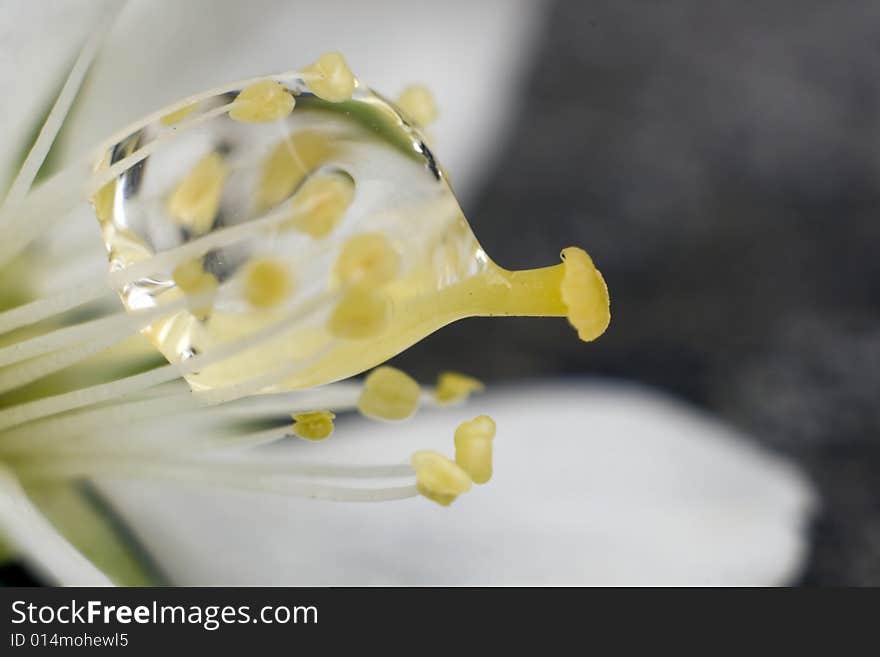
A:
[392, 0, 880, 584]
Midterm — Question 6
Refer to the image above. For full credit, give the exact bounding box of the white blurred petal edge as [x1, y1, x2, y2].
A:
[99, 381, 817, 586]
[0, 466, 111, 586]
[57, 0, 547, 203]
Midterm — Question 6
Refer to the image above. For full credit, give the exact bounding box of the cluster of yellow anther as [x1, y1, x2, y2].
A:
[229, 79, 295, 123]
[291, 410, 336, 441]
[302, 52, 356, 103]
[411, 451, 472, 507]
[411, 414, 495, 506]
[434, 371, 484, 405]
[242, 258, 294, 309]
[166, 152, 228, 235]
[171, 260, 218, 320]
[357, 366, 420, 421]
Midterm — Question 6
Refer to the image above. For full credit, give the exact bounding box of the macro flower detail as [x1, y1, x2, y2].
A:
[0, 29, 609, 584]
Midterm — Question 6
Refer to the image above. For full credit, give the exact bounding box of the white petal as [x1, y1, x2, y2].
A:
[57, 0, 548, 200]
[0, 465, 112, 586]
[99, 381, 816, 585]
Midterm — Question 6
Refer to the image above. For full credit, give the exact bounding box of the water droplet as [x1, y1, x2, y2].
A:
[94, 74, 488, 391]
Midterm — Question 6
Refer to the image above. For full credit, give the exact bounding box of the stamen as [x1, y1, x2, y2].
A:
[242, 258, 294, 309]
[0, 382, 362, 456]
[228, 80, 295, 123]
[357, 366, 420, 421]
[256, 130, 336, 214]
[160, 103, 198, 126]
[166, 152, 229, 235]
[172, 260, 219, 319]
[0, 103, 234, 268]
[303, 52, 356, 103]
[454, 415, 496, 484]
[327, 287, 389, 339]
[434, 371, 484, 405]
[0, 189, 323, 336]
[0, 292, 333, 431]
[411, 450, 472, 506]
[291, 410, 335, 441]
[334, 233, 400, 288]
[0, 296, 188, 368]
[285, 171, 354, 238]
[0, 3, 124, 211]
[396, 85, 439, 126]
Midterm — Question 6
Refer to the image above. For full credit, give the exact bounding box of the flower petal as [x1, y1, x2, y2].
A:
[0, 464, 112, 586]
[99, 381, 816, 585]
[56, 0, 547, 199]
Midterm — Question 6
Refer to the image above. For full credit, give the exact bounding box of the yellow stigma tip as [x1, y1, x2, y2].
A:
[303, 51, 356, 103]
[559, 247, 611, 342]
[357, 366, 420, 421]
[287, 172, 355, 238]
[326, 287, 390, 339]
[292, 410, 335, 441]
[229, 79, 295, 123]
[397, 85, 438, 126]
[435, 371, 484, 405]
[242, 258, 294, 309]
[454, 415, 496, 484]
[411, 450, 472, 506]
[172, 260, 218, 319]
[334, 233, 400, 288]
[166, 152, 228, 235]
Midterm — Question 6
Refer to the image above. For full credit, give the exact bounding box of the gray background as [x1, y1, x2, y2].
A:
[391, 0, 880, 585]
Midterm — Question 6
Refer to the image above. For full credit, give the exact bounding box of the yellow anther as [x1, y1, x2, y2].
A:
[160, 103, 197, 126]
[411, 450, 472, 506]
[326, 287, 390, 339]
[396, 85, 438, 126]
[172, 260, 218, 319]
[287, 172, 355, 238]
[242, 258, 294, 309]
[229, 79, 295, 123]
[434, 371, 485, 405]
[334, 233, 400, 288]
[357, 366, 420, 421]
[291, 410, 335, 441]
[454, 415, 496, 484]
[256, 130, 336, 213]
[166, 152, 228, 234]
[303, 51, 356, 103]
[559, 247, 611, 342]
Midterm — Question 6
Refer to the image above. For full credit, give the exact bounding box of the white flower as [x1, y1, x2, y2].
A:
[0, 0, 814, 586]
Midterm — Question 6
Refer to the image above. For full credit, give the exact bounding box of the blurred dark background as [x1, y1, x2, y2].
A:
[392, 0, 880, 585]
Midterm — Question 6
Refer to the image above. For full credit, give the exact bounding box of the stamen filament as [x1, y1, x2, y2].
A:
[0, 293, 192, 368]
[15, 458, 418, 503]
[0, 291, 334, 431]
[0, 104, 234, 266]
[0, 3, 125, 211]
